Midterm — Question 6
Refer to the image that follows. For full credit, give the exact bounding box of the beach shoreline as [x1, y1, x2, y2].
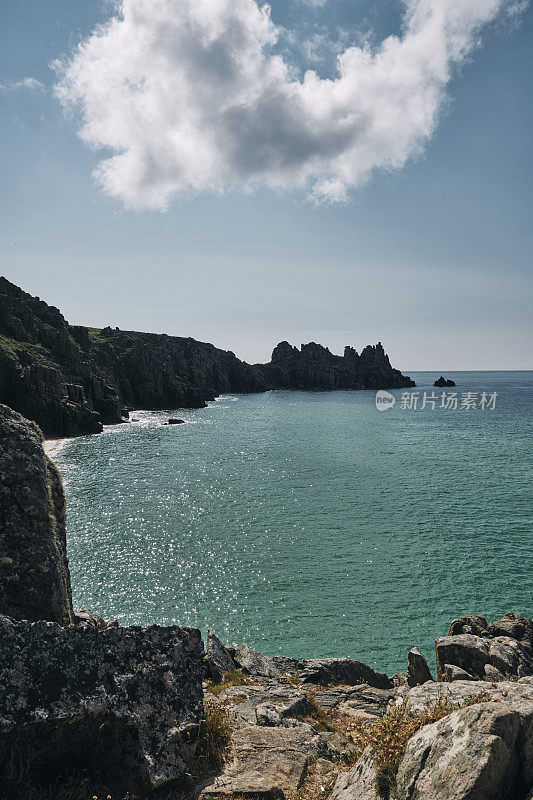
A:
[43, 438, 65, 457]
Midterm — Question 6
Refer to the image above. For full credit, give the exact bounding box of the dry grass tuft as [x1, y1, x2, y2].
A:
[188, 698, 233, 779]
[348, 691, 494, 797]
[207, 670, 250, 697]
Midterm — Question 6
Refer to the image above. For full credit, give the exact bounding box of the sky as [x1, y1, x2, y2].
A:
[0, 0, 532, 370]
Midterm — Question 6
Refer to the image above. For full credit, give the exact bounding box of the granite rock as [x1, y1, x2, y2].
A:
[0, 614, 204, 795]
[0, 404, 73, 624]
[206, 629, 237, 682]
[407, 647, 434, 687]
[200, 725, 327, 800]
[298, 658, 393, 689]
[396, 701, 533, 800]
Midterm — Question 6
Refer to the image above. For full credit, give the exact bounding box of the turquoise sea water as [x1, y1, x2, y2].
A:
[55, 371, 533, 675]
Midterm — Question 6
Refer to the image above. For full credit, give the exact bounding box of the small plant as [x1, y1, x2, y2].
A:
[348, 691, 494, 797]
[187, 697, 232, 779]
[207, 669, 250, 697]
[301, 692, 337, 732]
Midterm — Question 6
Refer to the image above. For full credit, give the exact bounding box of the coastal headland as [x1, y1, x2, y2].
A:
[0, 276, 414, 438]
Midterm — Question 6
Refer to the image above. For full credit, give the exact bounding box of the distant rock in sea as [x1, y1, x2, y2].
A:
[434, 375, 456, 387]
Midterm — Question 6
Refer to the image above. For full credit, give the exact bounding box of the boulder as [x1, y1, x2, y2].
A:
[436, 633, 533, 680]
[200, 725, 327, 800]
[206, 629, 237, 682]
[407, 647, 434, 687]
[0, 405, 74, 624]
[167, 418, 186, 425]
[396, 701, 533, 800]
[444, 664, 476, 681]
[234, 643, 282, 678]
[0, 615, 204, 796]
[298, 658, 393, 689]
[436, 634, 491, 679]
[329, 747, 381, 800]
[447, 614, 489, 637]
[488, 613, 533, 649]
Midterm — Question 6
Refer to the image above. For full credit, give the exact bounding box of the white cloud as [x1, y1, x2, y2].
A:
[54, 0, 527, 210]
[0, 77, 44, 92]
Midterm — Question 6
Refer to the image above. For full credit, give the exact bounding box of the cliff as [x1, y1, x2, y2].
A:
[0, 277, 414, 437]
[0, 277, 267, 436]
[0, 404, 74, 624]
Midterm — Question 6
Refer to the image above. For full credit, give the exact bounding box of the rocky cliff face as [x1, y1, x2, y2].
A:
[0, 277, 414, 436]
[0, 277, 267, 436]
[0, 404, 74, 624]
[257, 340, 415, 390]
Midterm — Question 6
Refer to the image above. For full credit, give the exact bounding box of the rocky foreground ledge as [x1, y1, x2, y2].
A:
[0, 404, 531, 799]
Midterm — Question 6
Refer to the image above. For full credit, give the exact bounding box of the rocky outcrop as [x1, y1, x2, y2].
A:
[436, 613, 533, 680]
[257, 340, 415, 391]
[396, 701, 533, 800]
[0, 614, 204, 796]
[199, 623, 532, 800]
[0, 404, 73, 624]
[0, 278, 415, 436]
[200, 725, 329, 800]
[434, 375, 456, 387]
[0, 277, 266, 436]
[298, 658, 393, 689]
[407, 646, 434, 687]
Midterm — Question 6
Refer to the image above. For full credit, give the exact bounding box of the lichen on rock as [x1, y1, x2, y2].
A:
[0, 404, 73, 624]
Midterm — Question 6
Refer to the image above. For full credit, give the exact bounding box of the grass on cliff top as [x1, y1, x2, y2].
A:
[0, 333, 60, 370]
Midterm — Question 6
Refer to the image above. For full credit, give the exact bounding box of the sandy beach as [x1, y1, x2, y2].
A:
[43, 438, 65, 457]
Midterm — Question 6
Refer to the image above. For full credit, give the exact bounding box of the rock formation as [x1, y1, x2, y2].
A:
[396, 699, 533, 800]
[0, 404, 74, 624]
[434, 375, 456, 387]
[0, 615, 204, 797]
[0, 277, 415, 436]
[435, 613, 533, 680]
[0, 277, 267, 436]
[0, 404, 206, 798]
[258, 340, 415, 391]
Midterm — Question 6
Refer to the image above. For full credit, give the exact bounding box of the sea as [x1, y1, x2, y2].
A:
[54, 371, 533, 675]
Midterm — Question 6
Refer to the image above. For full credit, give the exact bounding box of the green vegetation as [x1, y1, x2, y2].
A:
[348, 691, 492, 797]
[187, 697, 233, 778]
[206, 669, 250, 696]
[0, 333, 59, 370]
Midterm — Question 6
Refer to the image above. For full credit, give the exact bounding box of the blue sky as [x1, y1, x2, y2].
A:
[1, 0, 531, 369]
